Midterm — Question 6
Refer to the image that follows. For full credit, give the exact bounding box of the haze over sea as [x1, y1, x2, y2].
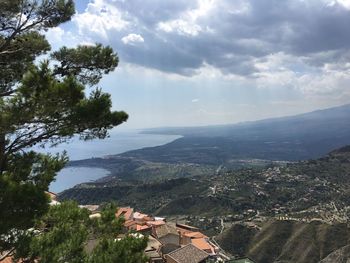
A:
[45, 129, 181, 193]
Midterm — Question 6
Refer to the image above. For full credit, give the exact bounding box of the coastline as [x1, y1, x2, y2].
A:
[49, 131, 182, 193]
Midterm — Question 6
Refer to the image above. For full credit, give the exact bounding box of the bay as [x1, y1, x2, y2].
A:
[46, 129, 181, 193]
[49, 167, 110, 193]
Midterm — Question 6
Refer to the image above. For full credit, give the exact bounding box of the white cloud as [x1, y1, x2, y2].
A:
[328, 0, 350, 9]
[156, 0, 215, 36]
[157, 20, 202, 36]
[73, 0, 129, 40]
[45, 28, 84, 49]
[121, 34, 144, 45]
[192, 98, 200, 103]
[45, 27, 65, 44]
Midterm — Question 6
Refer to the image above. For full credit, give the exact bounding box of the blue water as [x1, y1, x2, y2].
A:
[46, 129, 181, 193]
[49, 167, 110, 193]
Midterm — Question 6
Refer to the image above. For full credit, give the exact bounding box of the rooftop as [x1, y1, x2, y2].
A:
[166, 244, 209, 263]
[183, 231, 208, 239]
[191, 238, 213, 252]
[115, 207, 134, 220]
[155, 224, 179, 238]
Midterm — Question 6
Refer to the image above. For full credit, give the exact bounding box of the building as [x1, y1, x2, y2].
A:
[191, 238, 216, 255]
[177, 226, 218, 255]
[145, 236, 163, 263]
[180, 231, 208, 246]
[165, 244, 210, 263]
[153, 224, 180, 246]
[115, 207, 134, 221]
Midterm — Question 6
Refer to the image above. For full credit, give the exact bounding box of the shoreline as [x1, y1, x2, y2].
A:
[49, 131, 182, 193]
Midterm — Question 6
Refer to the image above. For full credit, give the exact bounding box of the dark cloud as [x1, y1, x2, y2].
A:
[114, 0, 198, 25]
[76, 0, 350, 76]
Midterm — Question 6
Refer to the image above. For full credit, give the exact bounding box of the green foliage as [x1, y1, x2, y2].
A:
[18, 201, 90, 263]
[52, 44, 118, 86]
[15, 202, 148, 263]
[0, 152, 67, 251]
[0, 0, 128, 252]
[89, 236, 148, 263]
[91, 203, 124, 238]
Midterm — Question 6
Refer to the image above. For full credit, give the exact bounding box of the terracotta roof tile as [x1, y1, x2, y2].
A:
[147, 220, 166, 227]
[183, 231, 208, 239]
[124, 220, 137, 227]
[136, 225, 151, 231]
[191, 238, 213, 252]
[155, 224, 179, 238]
[116, 207, 134, 220]
[166, 244, 209, 263]
[133, 212, 148, 220]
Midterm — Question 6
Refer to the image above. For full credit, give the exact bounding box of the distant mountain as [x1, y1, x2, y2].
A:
[68, 104, 350, 182]
[123, 104, 350, 163]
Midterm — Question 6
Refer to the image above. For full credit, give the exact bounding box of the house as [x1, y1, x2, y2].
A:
[176, 223, 199, 232]
[115, 207, 134, 221]
[161, 243, 181, 256]
[117, 208, 167, 234]
[135, 224, 152, 234]
[177, 228, 218, 255]
[191, 238, 216, 255]
[147, 220, 166, 228]
[133, 211, 149, 223]
[124, 219, 138, 228]
[145, 236, 163, 263]
[153, 224, 180, 246]
[165, 244, 210, 263]
[180, 231, 208, 246]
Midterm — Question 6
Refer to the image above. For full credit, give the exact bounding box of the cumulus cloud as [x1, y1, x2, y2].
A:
[73, 0, 128, 40]
[121, 34, 144, 45]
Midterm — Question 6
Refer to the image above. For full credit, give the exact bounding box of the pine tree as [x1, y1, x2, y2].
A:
[15, 202, 148, 263]
[0, 0, 128, 251]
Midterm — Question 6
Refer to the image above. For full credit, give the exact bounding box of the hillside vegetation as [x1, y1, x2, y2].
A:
[60, 146, 350, 221]
[217, 220, 350, 263]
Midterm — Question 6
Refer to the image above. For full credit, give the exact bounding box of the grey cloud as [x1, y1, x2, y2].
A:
[77, 0, 350, 76]
[114, 0, 197, 25]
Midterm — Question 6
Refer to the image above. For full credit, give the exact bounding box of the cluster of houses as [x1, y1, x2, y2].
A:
[0, 192, 255, 263]
[111, 207, 220, 263]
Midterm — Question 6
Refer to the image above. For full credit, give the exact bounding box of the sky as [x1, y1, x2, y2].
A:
[46, 0, 350, 129]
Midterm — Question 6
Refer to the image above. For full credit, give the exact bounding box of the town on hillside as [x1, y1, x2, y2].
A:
[90, 205, 231, 263]
[75, 190, 257, 263]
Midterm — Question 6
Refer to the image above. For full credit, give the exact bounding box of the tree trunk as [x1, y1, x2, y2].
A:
[0, 133, 6, 175]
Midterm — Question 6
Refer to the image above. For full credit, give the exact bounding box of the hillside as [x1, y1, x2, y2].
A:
[217, 220, 350, 263]
[60, 146, 350, 221]
[68, 104, 350, 179]
[319, 245, 350, 263]
[135, 104, 350, 163]
[60, 146, 350, 263]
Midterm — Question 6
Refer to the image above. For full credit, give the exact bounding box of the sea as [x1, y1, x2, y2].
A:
[42, 129, 181, 193]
